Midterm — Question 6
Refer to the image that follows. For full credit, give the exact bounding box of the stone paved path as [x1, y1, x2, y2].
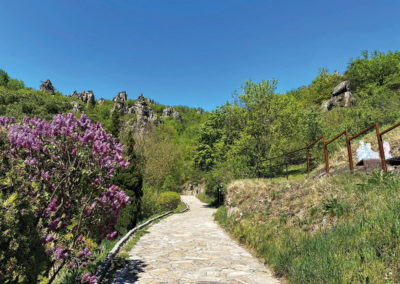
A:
[113, 195, 279, 284]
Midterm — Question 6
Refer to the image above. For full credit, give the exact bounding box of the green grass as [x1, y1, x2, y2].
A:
[120, 229, 150, 254]
[216, 171, 400, 283]
[174, 201, 187, 213]
[196, 192, 216, 204]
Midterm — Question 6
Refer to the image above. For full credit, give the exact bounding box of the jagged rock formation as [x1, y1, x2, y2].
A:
[161, 106, 182, 121]
[69, 90, 95, 105]
[111, 91, 135, 115]
[132, 96, 158, 135]
[97, 98, 105, 105]
[110, 92, 158, 135]
[110, 101, 127, 114]
[322, 80, 354, 111]
[71, 101, 82, 113]
[162, 106, 173, 118]
[40, 80, 55, 96]
[138, 93, 157, 105]
[113, 91, 127, 103]
[172, 110, 182, 121]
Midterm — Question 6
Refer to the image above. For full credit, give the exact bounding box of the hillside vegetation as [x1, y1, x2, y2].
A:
[216, 168, 400, 282]
[0, 69, 204, 283]
[209, 51, 400, 283]
[1, 49, 400, 283]
[195, 50, 400, 202]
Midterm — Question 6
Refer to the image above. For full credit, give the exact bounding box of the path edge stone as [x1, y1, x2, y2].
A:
[96, 199, 189, 283]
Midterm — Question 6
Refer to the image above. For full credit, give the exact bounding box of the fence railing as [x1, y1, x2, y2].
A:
[267, 120, 400, 179]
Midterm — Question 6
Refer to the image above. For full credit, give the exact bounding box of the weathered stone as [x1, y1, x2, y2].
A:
[71, 101, 82, 113]
[40, 80, 55, 96]
[126, 106, 135, 114]
[130, 99, 158, 136]
[321, 91, 354, 111]
[322, 80, 354, 111]
[162, 107, 173, 118]
[113, 91, 127, 103]
[172, 111, 182, 121]
[111, 102, 126, 115]
[98, 98, 105, 105]
[331, 80, 351, 96]
[69, 90, 95, 105]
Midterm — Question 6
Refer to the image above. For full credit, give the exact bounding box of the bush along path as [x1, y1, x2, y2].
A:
[112, 195, 279, 284]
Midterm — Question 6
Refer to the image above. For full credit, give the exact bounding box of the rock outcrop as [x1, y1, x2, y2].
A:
[138, 93, 157, 105]
[322, 80, 354, 111]
[110, 92, 158, 135]
[71, 101, 82, 113]
[97, 98, 105, 105]
[172, 111, 182, 121]
[132, 97, 158, 135]
[161, 106, 182, 121]
[113, 91, 127, 103]
[110, 101, 127, 114]
[162, 106, 173, 118]
[69, 90, 95, 105]
[331, 80, 351, 96]
[40, 80, 55, 96]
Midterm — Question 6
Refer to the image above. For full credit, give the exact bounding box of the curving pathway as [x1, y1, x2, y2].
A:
[113, 195, 279, 284]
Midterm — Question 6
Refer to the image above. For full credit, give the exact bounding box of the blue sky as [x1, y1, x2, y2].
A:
[1, 0, 399, 110]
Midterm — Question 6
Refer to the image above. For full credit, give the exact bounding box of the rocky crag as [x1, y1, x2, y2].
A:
[69, 90, 95, 105]
[321, 80, 354, 111]
[110, 92, 182, 135]
[39, 80, 55, 96]
[39, 80, 183, 136]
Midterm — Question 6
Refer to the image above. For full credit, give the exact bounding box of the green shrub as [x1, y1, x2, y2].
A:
[139, 188, 160, 220]
[0, 193, 50, 283]
[158, 191, 180, 211]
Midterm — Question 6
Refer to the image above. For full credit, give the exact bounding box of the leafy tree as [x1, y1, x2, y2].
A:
[308, 69, 342, 104]
[0, 69, 9, 87]
[109, 107, 121, 139]
[345, 50, 400, 91]
[114, 132, 143, 233]
[7, 78, 25, 90]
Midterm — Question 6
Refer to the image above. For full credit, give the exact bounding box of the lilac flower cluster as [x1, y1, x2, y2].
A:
[81, 272, 97, 284]
[0, 113, 130, 282]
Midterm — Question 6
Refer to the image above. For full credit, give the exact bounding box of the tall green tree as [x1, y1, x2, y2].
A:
[114, 132, 143, 232]
[109, 107, 121, 140]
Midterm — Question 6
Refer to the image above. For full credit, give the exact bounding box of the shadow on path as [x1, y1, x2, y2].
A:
[112, 259, 147, 283]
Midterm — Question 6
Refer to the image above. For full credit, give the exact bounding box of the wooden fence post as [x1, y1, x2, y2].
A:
[345, 130, 354, 172]
[322, 135, 329, 175]
[375, 123, 387, 172]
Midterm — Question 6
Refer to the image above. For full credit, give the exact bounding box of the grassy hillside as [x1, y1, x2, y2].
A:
[216, 170, 400, 283]
[215, 126, 400, 282]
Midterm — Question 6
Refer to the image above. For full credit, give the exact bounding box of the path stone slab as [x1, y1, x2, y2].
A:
[113, 196, 279, 284]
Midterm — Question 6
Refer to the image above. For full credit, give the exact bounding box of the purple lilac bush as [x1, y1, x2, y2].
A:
[0, 114, 130, 283]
